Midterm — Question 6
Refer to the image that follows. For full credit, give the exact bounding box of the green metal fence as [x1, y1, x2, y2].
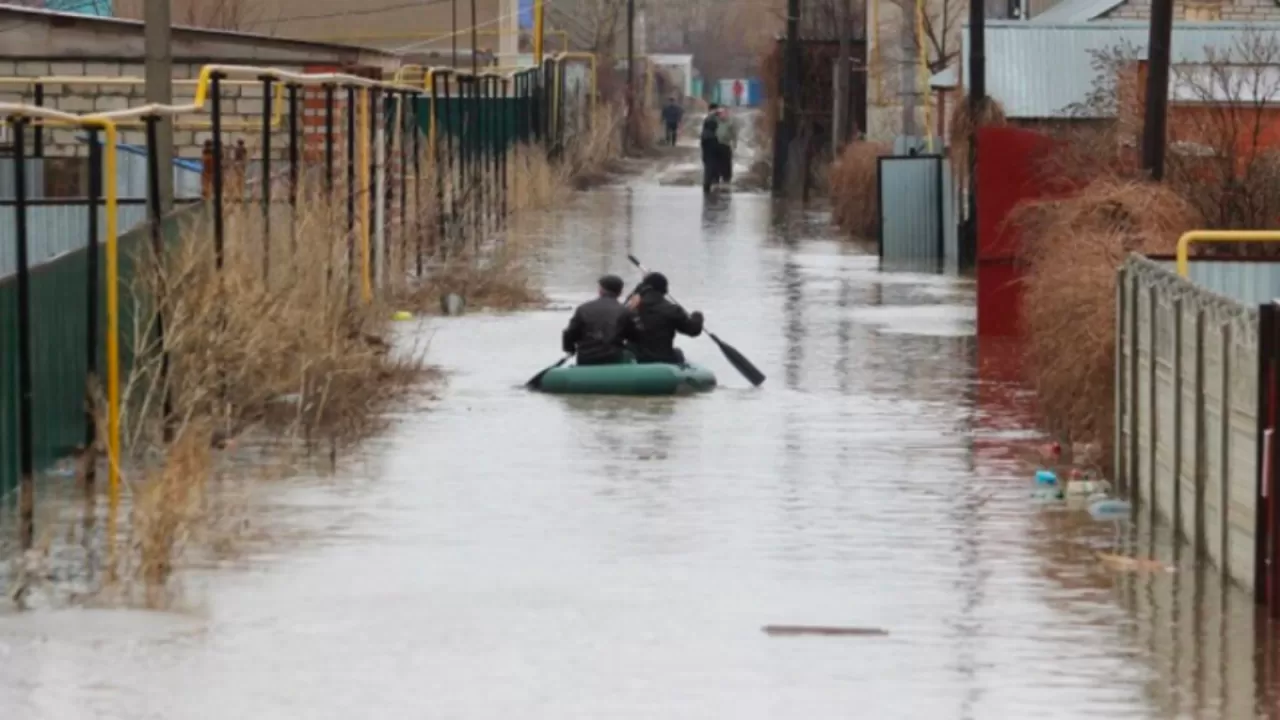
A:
[0, 205, 193, 502]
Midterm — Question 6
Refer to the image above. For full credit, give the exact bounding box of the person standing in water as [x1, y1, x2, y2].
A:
[700, 103, 722, 194]
[661, 97, 684, 146]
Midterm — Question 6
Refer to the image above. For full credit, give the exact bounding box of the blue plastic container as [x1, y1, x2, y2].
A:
[1035, 469, 1058, 486]
[746, 78, 763, 107]
[1089, 498, 1132, 520]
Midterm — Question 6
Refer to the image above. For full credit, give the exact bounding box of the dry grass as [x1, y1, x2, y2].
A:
[565, 102, 627, 188]
[1014, 178, 1200, 467]
[828, 141, 890, 239]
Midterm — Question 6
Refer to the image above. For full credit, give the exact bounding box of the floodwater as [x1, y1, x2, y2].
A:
[1, 182, 1277, 719]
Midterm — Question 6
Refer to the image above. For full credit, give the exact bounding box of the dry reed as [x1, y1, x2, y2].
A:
[1014, 178, 1200, 466]
[948, 95, 1007, 180]
[828, 141, 890, 239]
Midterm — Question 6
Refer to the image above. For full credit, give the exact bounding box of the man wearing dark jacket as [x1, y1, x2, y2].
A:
[624, 272, 704, 365]
[700, 104, 721, 194]
[562, 274, 630, 365]
[661, 97, 683, 145]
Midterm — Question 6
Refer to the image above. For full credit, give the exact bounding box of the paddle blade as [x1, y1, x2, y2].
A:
[526, 355, 571, 389]
[708, 332, 766, 387]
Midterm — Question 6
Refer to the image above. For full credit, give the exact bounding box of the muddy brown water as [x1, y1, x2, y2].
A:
[1, 184, 1277, 718]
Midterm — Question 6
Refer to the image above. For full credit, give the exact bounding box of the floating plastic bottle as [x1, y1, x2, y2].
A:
[1035, 469, 1058, 486]
[1089, 497, 1132, 520]
[1066, 479, 1112, 496]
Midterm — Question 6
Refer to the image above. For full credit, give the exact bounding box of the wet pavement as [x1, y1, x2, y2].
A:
[0, 182, 1276, 718]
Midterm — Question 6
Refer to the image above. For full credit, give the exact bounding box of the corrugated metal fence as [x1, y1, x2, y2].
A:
[0, 205, 149, 279]
[877, 154, 959, 272]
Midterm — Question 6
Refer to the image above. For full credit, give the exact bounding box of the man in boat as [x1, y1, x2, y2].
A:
[562, 274, 631, 366]
[624, 272, 704, 365]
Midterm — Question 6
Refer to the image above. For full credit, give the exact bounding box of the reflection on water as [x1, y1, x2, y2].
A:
[0, 185, 1277, 719]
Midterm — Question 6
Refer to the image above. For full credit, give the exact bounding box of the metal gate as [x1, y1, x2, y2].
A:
[877, 154, 956, 271]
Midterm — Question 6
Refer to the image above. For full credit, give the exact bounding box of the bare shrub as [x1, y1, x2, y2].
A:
[947, 95, 1006, 180]
[828, 140, 890, 239]
[1014, 179, 1200, 468]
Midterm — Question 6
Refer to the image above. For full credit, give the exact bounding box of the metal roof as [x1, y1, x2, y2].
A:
[1030, 0, 1125, 24]
[961, 21, 1280, 118]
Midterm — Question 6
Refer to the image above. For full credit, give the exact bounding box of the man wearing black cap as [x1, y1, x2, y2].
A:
[562, 274, 631, 365]
[624, 271, 704, 365]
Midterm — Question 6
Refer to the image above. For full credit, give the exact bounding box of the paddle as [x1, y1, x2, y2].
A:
[525, 353, 573, 389]
[626, 254, 766, 387]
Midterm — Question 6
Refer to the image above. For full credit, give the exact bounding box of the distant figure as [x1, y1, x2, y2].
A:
[562, 275, 631, 366]
[624, 272, 704, 366]
[714, 106, 738, 187]
[661, 97, 684, 146]
[732, 79, 744, 107]
[700, 103, 722, 194]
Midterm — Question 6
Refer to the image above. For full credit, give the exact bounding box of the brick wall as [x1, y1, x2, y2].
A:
[0, 59, 317, 158]
[1106, 0, 1280, 21]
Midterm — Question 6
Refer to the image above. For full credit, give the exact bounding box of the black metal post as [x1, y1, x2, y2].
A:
[965, 0, 986, 273]
[347, 85, 357, 294]
[1142, 0, 1174, 181]
[211, 73, 226, 269]
[288, 83, 300, 254]
[144, 115, 175, 443]
[412, 91, 422, 276]
[772, 0, 801, 194]
[260, 76, 274, 283]
[470, 0, 478, 77]
[32, 83, 44, 157]
[501, 77, 509, 227]
[325, 84, 336, 196]
[479, 75, 488, 235]
[13, 117, 34, 550]
[401, 92, 410, 276]
[369, 88, 380, 289]
[443, 74, 455, 254]
[84, 129, 101, 494]
[434, 72, 448, 256]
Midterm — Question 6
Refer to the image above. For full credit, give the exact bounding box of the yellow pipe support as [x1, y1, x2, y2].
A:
[553, 52, 598, 116]
[358, 89, 372, 303]
[0, 104, 121, 505]
[916, 0, 932, 151]
[1175, 231, 1280, 277]
[534, 0, 546, 64]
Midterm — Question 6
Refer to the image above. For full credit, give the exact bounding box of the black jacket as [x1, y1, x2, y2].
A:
[562, 296, 629, 364]
[662, 103, 683, 126]
[624, 289, 703, 364]
[700, 113, 719, 142]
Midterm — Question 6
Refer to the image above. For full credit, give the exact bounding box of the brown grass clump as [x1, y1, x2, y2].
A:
[565, 101, 627, 188]
[828, 141, 890, 239]
[404, 232, 546, 312]
[948, 95, 1007, 179]
[1015, 178, 1200, 466]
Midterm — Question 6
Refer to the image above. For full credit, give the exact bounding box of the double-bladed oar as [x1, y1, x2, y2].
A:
[627, 254, 766, 387]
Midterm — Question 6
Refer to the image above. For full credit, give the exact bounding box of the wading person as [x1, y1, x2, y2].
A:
[623, 272, 704, 365]
[714, 106, 738, 188]
[562, 275, 631, 366]
[661, 97, 683, 146]
[700, 103, 722, 194]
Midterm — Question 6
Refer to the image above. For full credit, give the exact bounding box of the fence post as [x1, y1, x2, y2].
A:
[346, 85, 357, 300]
[1221, 320, 1232, 581]
[288, 83, 300, 255]
[1174, 296, 1184, 540]
[324, 84, 336, 197]
[1148, 284, 1158, 525]
[1115, 265, 1127, 496]
[211, 72, 226, 270]
[402, 92, 411, 278]
[1127, 272, 1140, 500]
[12, 117, 34, 551]
[261, 76, 274, 283]
[1195, 306, 1208, 560]
[1256, 303, 1274, 606]
[144, 115, 174, 444]
[85, 129, 101, 496]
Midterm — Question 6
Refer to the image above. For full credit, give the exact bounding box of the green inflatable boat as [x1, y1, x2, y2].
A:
[536, 360, 717, 396]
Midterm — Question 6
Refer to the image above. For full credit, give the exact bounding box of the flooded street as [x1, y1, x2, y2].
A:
[0, 183, 1273, 718]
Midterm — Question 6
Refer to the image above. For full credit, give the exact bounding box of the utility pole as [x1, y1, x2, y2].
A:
[452, 0, 458, 68]
[626, 0, 636, 150]
[471, 0, 479, 75]
[1142, 0, 1174, 180]
[833, 0, 853, 149]
[771, 0, 800, 194]
[965, 0, 987, 272]
[144, 0, 173, 213]
[899, 12, 917, 137]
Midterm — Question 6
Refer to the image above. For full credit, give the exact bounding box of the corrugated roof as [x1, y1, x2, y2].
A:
[961, 21, 1280, 118]
[1030, 0, 1125, 24]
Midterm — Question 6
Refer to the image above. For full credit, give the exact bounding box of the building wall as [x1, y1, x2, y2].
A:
[1106, 0, 1280, 21]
